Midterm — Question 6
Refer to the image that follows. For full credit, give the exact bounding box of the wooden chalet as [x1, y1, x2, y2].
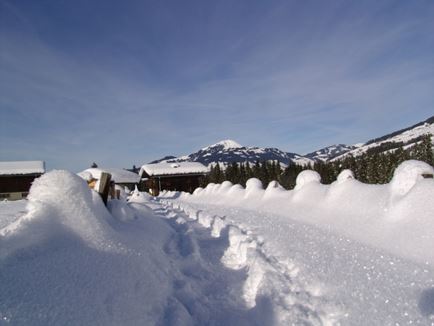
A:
[139, 162, 209, 196]
[0, 161, 45, 200]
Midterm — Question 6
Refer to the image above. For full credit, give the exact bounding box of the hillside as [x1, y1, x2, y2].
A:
[332, 116, 434, 161]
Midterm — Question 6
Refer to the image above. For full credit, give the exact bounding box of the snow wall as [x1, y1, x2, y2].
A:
[160, 160, 434, 265]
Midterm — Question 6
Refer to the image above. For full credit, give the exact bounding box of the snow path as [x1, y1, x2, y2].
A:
[158, 198, 434, 325]
[149, 200, 343, 325]
[1, 197, 339, 325]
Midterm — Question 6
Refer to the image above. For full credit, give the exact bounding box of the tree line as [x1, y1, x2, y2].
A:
[201, 134, 433, 189]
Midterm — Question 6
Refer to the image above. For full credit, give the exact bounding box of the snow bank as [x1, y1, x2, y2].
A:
[1, 170, 120, 254]
[160, 160, 434, 265]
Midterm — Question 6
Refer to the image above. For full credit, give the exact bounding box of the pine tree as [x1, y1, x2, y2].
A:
[239, 163, 247, 186]
[245, 162, 254, 181]
[259, 161, 270, 187]
[252, 161, 261, 180]
[280, 163, 305, 189]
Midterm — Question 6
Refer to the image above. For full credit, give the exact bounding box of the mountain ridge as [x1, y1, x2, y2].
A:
[149, 115, 434, 166]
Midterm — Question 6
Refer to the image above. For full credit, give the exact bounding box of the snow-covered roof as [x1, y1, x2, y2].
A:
[78, 168, 140, 184]
[0, 161, 45, 175]
[140, 162, 209, 177]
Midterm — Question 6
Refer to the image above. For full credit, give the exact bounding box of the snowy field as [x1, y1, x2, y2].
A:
[1, 161, 434, 325]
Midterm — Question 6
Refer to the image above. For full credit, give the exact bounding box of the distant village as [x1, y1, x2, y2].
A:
[0, 160, 209, 201]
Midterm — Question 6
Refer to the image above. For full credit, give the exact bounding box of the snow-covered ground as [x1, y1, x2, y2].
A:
[1, 161, 434, 325]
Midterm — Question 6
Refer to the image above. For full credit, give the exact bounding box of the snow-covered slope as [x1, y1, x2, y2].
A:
[332, 116, 434, 161]
[149, 155, 177, 164]
[304, 144, 359, 162]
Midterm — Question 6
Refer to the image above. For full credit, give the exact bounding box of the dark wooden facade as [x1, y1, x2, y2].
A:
[141, 173, 205, 196]
[0, 174, 42, 200]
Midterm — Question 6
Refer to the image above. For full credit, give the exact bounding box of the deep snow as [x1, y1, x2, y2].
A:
[1, 161, 434, 325]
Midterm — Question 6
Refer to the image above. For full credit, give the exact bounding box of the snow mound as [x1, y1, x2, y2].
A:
[219, 180, 234, 193]
[128, 186, 153, 203]
[228, 184, 245, 197]
[264, 181, 286, 199]
[390, 160, 434, 198]
[1, 170, 120, 254]
[295, 170, 321, 190]
[245, 178, 264, 198]
[336, 169, 355, 184]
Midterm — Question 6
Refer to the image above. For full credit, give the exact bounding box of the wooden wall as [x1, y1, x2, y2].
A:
[144, 175, 204, 196]
[0, 175, 41, 200]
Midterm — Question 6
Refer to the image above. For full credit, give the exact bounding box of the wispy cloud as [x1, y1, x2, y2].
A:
[1, 0, 434, 169]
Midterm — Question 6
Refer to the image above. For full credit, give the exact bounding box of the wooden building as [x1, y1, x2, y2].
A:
[0, 161, 45, 200]
[78, 168, 141, 192]
[139, 162, 209, 196]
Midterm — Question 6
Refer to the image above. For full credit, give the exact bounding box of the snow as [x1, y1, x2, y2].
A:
[333, 122, 434, 161]
[292, 156, 315, 166]
[78, 167, 140, 184]
[0, 161, 45, 175]
[163, 161, 434, 266]
[0, 171, 175, 325]
[159, 160, 434, 324]
[389, 160, 434, 199]
[202, 139, 242, 151]
[140, 161, 209, 177]
[295, 170, 322, 190]
[1, 160, 434, 325]
[336, 169, 355, 184]
[159, 197, 434, 325]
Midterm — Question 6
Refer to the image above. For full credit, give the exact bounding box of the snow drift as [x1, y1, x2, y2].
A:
[162, 160, 434, 265]
[0, 170, 176, 325]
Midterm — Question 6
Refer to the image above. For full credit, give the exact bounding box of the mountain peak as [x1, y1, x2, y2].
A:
[206, 139, 242, 150]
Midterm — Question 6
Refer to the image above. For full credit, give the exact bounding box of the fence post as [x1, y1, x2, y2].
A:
[98, 172, 111, 205]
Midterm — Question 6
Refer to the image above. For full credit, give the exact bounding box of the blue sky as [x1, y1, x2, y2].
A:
[1, 0, 434, 171]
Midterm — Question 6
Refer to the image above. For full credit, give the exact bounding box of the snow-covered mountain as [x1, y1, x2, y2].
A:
[332, 115, 434, 161]
[155, 139, 307, 166]
[150, 116, 434, 166]
[149, 155, 177, 164]
[304, 144, 359, 162]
